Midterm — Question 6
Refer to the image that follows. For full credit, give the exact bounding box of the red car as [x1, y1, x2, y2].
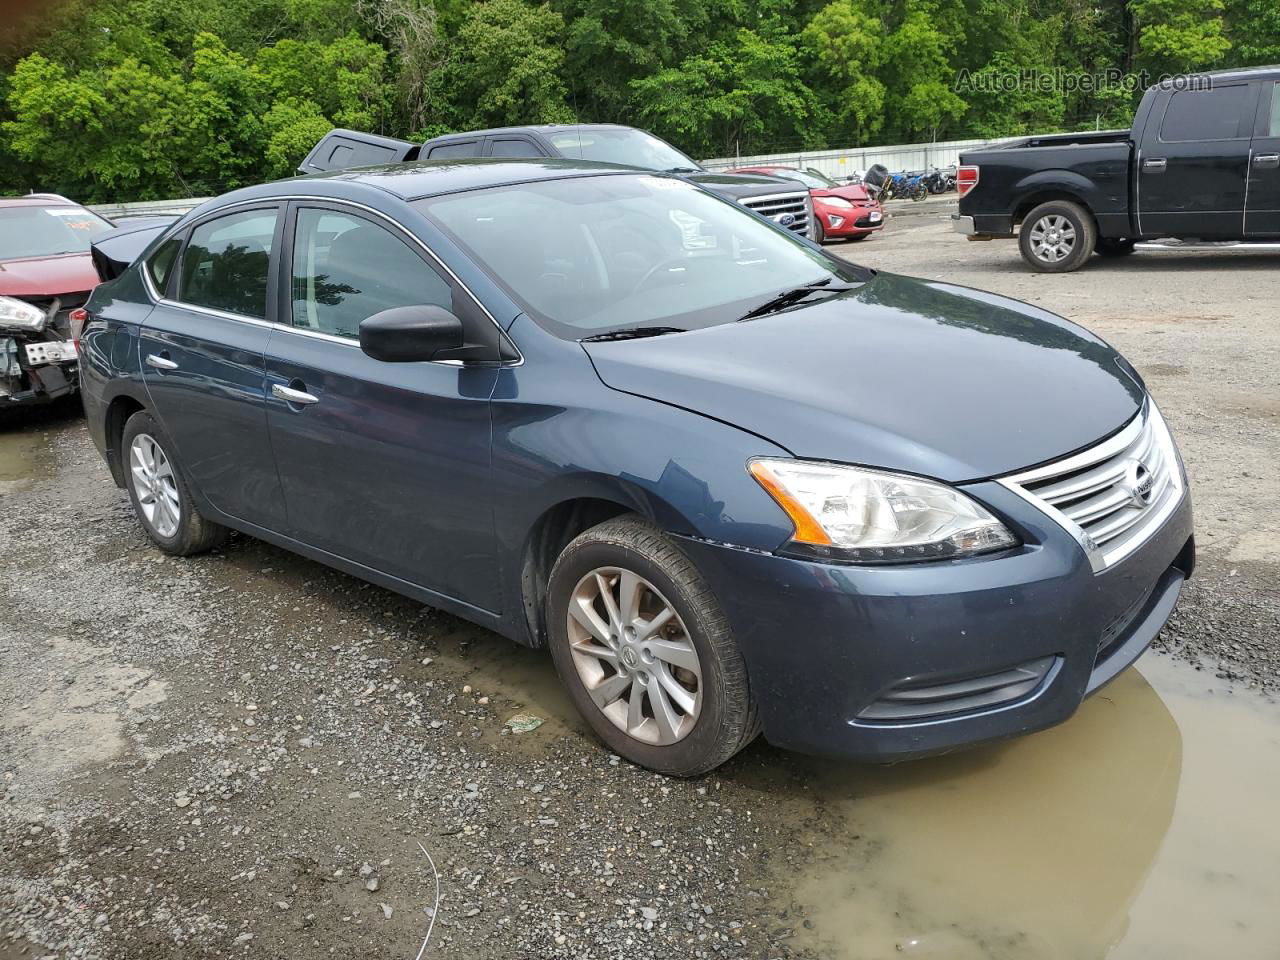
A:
[729, 165, 884, 244]
[1, 194, 113, 408]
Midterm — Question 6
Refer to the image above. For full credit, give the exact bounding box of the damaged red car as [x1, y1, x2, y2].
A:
[0, 194, 114, 408]
[729, 165, 884, 244]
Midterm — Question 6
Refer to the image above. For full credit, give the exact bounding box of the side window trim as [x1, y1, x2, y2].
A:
[278, 199, 503, 360]
[171, 202, 284, 323]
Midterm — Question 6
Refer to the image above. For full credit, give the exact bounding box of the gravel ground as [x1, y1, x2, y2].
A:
[3, 212, 1279, 959]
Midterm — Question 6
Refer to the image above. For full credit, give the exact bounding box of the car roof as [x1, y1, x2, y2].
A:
[426, 123, 636, 141]
[286, 157, 649, 202]
[0, 194, 84, 209]
[1176, 65, 1280, 83]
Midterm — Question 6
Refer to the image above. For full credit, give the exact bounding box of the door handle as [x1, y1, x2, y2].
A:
[145, 353, 178, 371]
[1142, 158, 1167, 172]
[1254, 153, 1280, 169]
[271, 382, 319, 406]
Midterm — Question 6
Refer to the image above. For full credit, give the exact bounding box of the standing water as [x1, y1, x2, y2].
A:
[772, 655, 1280, 959]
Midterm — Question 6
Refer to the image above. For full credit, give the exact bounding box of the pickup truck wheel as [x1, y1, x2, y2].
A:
[1096, 238, 1137, 257]
[122, 410, 229, 556]
[1019, 200, 1096, 272]
[546, 516, 759, 777]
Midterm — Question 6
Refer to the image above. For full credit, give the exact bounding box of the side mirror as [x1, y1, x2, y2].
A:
[359, 305, 465, 362]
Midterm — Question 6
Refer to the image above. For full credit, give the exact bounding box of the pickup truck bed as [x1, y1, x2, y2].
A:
[954, 67, 1280, 271]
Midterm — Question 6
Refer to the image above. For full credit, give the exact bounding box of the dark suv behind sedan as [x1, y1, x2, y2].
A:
[80, 158, 1193, 776]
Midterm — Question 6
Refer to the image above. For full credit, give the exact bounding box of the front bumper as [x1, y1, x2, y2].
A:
[821, 206, 884, 237]
[676, 482, 1193, 762]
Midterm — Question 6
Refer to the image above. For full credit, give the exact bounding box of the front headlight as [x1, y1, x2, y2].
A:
[820, 197, 855, 210]
[0, 296, 47, 333]
[749, 459, 1018, 563]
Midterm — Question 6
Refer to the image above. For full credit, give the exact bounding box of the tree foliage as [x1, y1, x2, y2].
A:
[0, 0, 1265, 201]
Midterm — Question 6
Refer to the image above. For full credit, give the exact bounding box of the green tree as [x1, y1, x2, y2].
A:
[801, 0, 888, 144]
[1131, 0, 1232, 77]
[441, 0, 574, 128]
[631, 28, 822, 157]
[881, 3, 967, 141]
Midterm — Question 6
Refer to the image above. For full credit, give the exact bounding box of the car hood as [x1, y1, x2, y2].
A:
[814, 184, 875, 203]
[684, 171, 807, 200]
[583, 273, 1144, 482]
[0, 252, 100, 299]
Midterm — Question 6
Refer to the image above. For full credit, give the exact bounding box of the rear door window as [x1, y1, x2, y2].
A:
[289, 208, 453, 340]
[426, 140, 481, 159]
[177, 208, 278, 319]
[489, 138, 543, 158]
[1270, 82, 1280, 137]
[1160, 84, 1251, 141]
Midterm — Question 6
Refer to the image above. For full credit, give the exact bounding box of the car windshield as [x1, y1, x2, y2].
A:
[546, 129, 701, 172]
[416, 174, 866, 339]
[0, 204, 114, 260]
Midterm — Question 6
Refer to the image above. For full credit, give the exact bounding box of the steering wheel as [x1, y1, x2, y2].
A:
[631, 257, 690, 295]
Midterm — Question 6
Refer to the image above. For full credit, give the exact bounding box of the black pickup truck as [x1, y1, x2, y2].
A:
[298, 123, 815, 240]
[953, 66, 1280, 271]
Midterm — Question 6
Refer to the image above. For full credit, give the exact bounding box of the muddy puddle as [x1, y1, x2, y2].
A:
[0, 427, 49, 496]
[755, 655, 1280, 959]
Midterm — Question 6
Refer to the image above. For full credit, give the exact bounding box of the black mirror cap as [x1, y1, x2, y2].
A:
[359, 305, 465, 362]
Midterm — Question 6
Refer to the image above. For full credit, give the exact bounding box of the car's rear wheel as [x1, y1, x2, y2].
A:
[1018, 200, 1096, 272]
[546, 516, 758, 776]
[122, 410, 228, 556]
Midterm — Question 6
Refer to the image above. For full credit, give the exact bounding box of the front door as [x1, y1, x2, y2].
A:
[263, 202, 502, 611]
[1246, 80, 1280, 237]
[1138, 81, 1257, 239]
[138, 204, 288, 530]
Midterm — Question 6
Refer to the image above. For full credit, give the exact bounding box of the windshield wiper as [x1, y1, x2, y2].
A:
[581, 326, 687, 343]
[664, 166, 702, 174]
[737, 279, 858, 322]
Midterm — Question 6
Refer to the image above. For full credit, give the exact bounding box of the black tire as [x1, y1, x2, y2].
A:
[1018, 200, 1096, 272]
[815, 217, 827, 244]
[546, 515, 759, 776]
[121, 410, 229, 556]
[1096, 238, 1137, 258]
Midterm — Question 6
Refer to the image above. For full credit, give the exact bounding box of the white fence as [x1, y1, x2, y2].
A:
[89, 197, 209, 219]
[702, 136, 1014, 177]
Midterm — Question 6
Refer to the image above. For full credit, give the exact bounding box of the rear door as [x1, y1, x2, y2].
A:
[1137, 81, 1259, 238]
[262, 200, 503, 611]
[138, 204, 288, 530]
[1246, 79, 1280, 237]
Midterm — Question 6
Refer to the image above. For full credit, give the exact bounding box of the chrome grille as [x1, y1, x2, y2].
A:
[740, 192, 811, 236]
[1001, 402, 1185, 573]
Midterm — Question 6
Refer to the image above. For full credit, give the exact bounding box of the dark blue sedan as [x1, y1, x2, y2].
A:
[80, 159, 1194, 775]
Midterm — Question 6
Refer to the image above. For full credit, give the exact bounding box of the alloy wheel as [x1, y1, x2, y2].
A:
[1028, 214, 1076, 263]
[565, 566, 702, 746]
[129, 433, 181, 538]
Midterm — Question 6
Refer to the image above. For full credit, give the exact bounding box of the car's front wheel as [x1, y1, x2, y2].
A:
[546, 516, 759, 776]
[122, 410, 229, 556]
